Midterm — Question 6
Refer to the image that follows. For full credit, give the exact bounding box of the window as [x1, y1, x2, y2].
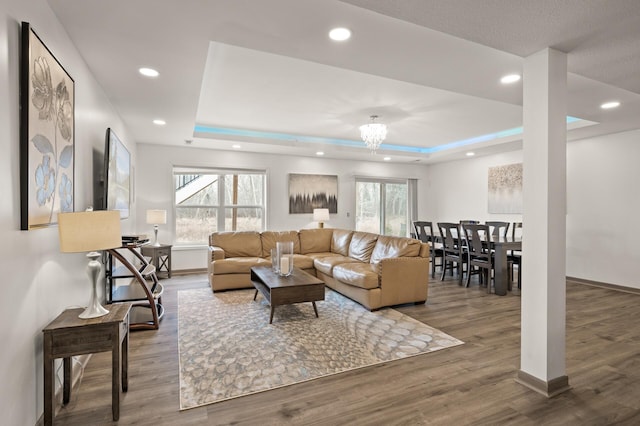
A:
[174, 168, 266, 244]
[355, 178, 412, 237]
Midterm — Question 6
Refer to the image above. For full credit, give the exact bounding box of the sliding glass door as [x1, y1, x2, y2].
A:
[355, 178, 408, 237]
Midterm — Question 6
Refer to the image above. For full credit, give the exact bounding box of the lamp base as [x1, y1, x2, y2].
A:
[318, 222, 324, 229]
[79, 252, 109, 319]
[79, 302, 110, 319]
[152, 225, 161, 246]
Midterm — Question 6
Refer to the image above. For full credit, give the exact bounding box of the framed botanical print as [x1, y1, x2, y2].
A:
[20, 22, 75, 230]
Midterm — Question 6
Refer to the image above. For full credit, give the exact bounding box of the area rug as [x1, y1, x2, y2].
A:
[177, 287, 464, 410]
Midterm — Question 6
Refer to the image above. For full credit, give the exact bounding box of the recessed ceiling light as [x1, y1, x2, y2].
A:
[232, 144, 241, 149]
[139, 67, 159, 77]
[329, 27, 351, 41]
[383, 157, 391, 161]
[316, 151, 324, 156]
[466, 152, 475, 157]
[600, 101, 620, 109]
[153, 119, 166, 126]
[500, 74, 521, 84]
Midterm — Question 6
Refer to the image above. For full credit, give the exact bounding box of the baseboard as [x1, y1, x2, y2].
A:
[515, 370, 571, 398]
[172, 268, 206, 276]
[567, 276, 640, 295]
[36, 354, 92, 426]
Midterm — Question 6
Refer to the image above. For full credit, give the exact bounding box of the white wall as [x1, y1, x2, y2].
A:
[426, 129, 640, 290]
[136, 144, 430, 270]
[566, 129, 640, 289]
[1, 2, 136, 424]
[426, 149, 524, 224]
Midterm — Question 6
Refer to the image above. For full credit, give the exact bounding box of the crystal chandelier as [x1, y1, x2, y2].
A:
[359, 115, 387, 153]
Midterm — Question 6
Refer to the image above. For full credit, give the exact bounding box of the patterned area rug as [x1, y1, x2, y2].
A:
[178, 287, 463, 410]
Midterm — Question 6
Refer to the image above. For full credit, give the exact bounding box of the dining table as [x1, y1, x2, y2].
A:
[418, 233, 521, 296]
[491, 236, 522, 296]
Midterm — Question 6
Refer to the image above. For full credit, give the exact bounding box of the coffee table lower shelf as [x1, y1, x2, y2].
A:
[250, 266, 324, 324]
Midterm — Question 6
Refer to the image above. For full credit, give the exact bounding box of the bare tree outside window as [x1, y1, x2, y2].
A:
[355, 179, 408, 237]
[174, 170, 265, 244]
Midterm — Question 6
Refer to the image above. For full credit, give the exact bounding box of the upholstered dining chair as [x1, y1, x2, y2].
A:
[461, 223, 494, 292]
[437, 222, 464, 285]
[413, 221, 443, 278]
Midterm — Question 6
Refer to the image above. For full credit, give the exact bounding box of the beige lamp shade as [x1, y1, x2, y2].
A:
[58, 211, 122, 253]
[313, 208, 330, 222]
[146, 209, 167, 225]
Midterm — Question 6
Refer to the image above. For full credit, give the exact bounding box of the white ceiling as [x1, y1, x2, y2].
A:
[47, 0, 640, 163]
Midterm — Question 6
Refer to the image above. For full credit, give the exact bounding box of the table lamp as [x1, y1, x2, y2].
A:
[313, 208, 330, 228]
[146, 209, 167, 246]
[58, 210, 122, 319]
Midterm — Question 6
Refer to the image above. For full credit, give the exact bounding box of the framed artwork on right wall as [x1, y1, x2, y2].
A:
[488, 163, 522, 214]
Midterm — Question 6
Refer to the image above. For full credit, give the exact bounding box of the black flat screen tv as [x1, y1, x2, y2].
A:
[104, 128, 130, 219]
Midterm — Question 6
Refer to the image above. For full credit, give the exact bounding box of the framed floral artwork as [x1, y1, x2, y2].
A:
[20, 22, 75, 230]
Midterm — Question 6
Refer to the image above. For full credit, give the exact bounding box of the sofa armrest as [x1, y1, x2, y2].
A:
[209, 245, 225, 262]
[207, 246, 225, 289]
[378, 257, 429, 306]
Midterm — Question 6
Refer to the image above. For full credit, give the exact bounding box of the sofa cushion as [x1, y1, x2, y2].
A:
[331, 229, 353, 256]
[211, 231, 262, 258]
[212, 257, 270, 275]
[348, 232, 379, 263]
[292, 254, 315, 270]
[332, 263, 380, 290]
[261, 230, 301, 258]
[299, 228, 333, 254]
[370, 235, 422, 264]
[305, 252, 335, 260]
[314, 256, 358, 276]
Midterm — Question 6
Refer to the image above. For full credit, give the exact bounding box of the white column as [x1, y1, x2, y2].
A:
[517, 48, 570, 397]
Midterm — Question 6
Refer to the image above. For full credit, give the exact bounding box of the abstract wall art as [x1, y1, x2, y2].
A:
[488, 163, 522, 214]
[288, 174, 338, 214]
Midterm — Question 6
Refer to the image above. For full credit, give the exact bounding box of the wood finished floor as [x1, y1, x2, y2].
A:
[52, 273, 640, 425]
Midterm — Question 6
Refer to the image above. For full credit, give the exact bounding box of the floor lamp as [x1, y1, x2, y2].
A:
[58, 210, 122, 319]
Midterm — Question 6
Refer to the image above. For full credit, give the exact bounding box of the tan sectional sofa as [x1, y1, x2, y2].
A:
[207, 228, 430, 310]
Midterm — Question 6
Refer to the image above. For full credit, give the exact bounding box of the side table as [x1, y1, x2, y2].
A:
[141, 244, 172, 278]
[42, 303, 131, 425]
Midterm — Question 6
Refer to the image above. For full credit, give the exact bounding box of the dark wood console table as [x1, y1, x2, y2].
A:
[42, 303, 131, 425]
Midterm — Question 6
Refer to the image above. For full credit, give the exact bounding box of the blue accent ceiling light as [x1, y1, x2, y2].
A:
[194, 116, 582, 155]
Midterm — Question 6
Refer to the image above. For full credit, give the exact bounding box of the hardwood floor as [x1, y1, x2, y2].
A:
[52, 273, 640, 425]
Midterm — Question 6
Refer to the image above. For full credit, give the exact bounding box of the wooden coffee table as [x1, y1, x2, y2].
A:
[250, 265, 324, 324]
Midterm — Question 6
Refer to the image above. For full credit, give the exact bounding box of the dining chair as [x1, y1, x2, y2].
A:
[436, 222, 464, 285]
[485, 221, 510, 239]
[461, 223, 494, 292]
[509, 222, 523, 288]
[458, 220, 479, 280]
[412, 221, 443, 278]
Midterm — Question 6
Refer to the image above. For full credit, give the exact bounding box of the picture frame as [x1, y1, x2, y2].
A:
[104, 128, 131, 219]
[488, 163, 523, 214]
[288, 173, 338, 214]
[20, 22, 75, 230]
